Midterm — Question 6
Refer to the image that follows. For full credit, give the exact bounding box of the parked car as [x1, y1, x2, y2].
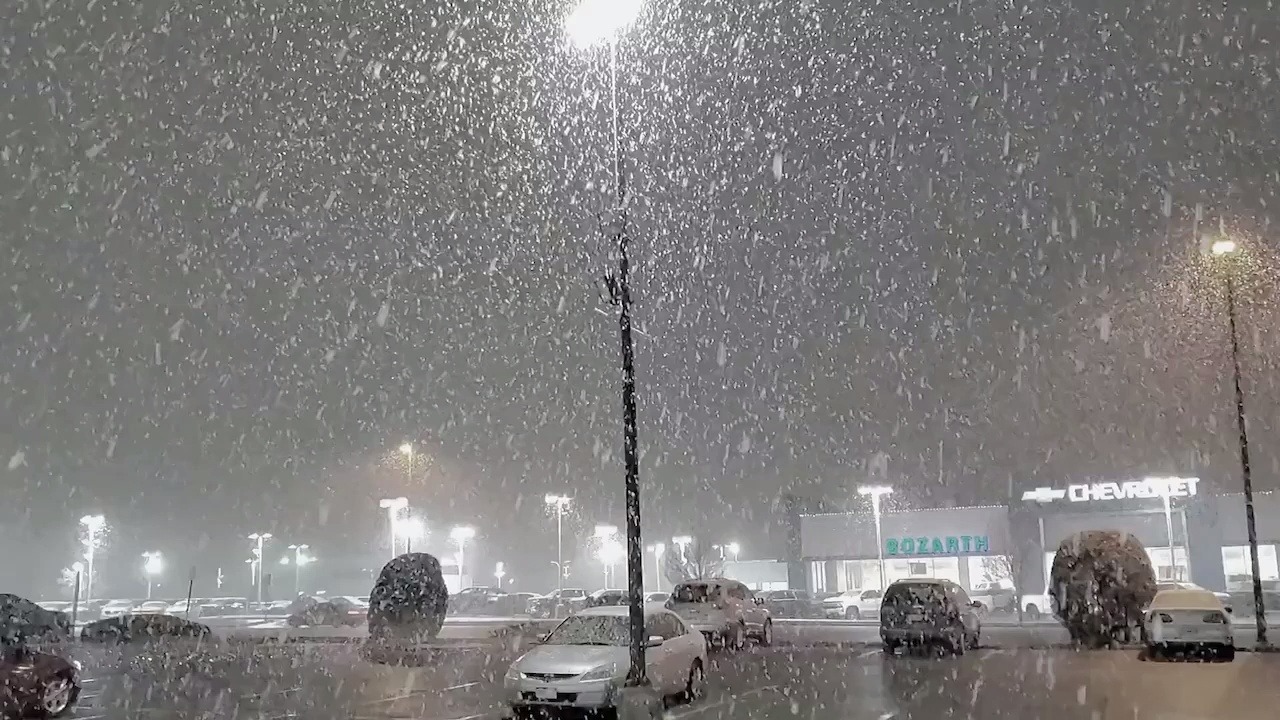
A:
[665, 578, 772, 649]
[80, 614, 213, 644]
[1020, 589, 1051, 619]
[164, 599, 207, 619]
[822, 588, 883, 620]
[133, 601, 172, 615]
[527, 588, 588, 618]
[287, 597, 364, 627]
[880, 578, 982, 655]
[758, 590, 820, 618]
[645, 592, 670, 604]
[449, 587, 509, 616]
[969, 582, 1016, 613]
[0, 594, 72, 642]
[502, 604, 706, 714]
[0, 644, 80, 717]
[97, 599, 136, 620]
[1144, 588, 1234, 660]
[584, 589, 627, 608]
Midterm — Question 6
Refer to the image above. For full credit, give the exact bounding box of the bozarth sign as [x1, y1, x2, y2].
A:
[1022, 476, 1200, 504]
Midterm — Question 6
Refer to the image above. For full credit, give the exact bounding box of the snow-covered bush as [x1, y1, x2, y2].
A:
[367, 553, 449, 644]
[1049, 530, 1157, 647]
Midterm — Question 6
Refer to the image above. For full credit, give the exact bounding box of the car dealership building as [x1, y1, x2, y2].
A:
[784, 478, 1280, 596]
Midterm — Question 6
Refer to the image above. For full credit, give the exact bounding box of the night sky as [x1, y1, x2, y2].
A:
[1, 0, 1277, 592]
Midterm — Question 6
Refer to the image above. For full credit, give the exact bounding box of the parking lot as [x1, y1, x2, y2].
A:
[60, 638, 1280, 720]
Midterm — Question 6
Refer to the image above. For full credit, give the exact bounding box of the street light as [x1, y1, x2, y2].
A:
[672, 536, 692, 562]
[567, 0, 649, 690]
[286, 544, 310, 595]
[495, 561, 506, 587]
[248, 532, 272, 605]
[379, 496, 409, 557]
[79, 514, 106, 605]
[646, 543, 665, 590]
[858, 485, 893, 590]
[396, 516, 427, 553]
[1209, 237, 1266, 644]
[725, 542, 741, 564]
[451, 526, 476, 584]
[142, 552, 163, 600]
[400, 442, 415, 486]
[598, 537, 624, 588]
[545, 494, 572, 592]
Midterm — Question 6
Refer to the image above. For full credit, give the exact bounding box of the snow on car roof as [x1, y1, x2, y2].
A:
[578, 602, 670, 617]
[1149, 588, 1225, 611]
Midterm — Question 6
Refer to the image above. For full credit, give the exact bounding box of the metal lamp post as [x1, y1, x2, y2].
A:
[566, 0, 648, 689]
[287, 544, 310, 595]
[248, 532, 272, 605]
[142, 552, 163, 600]
[451, 526, 476, 585]
[545, 494, 572, 592]
[379, 496, 408, 557]
[646, 543, 665, 590]
[79, 514, 106, 605]
[726, 542, 741, 564]
[858, 485, 893, 590]
[596, 524, 621, 587]
[1211, 238, 1267, 645]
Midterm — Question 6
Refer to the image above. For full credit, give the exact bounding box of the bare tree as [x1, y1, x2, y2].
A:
[979, 529, 1024, 622]
[663, 537, 725, 584]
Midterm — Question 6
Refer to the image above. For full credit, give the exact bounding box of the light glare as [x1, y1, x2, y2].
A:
[566, 0, 644, 48]
[1211, 239, 1238, 256]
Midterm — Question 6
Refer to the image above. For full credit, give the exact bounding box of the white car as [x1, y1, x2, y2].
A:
[165, 599, 205, 618]
[1144, 588, 1234, 660]
[98, 599, 136, 619]
[134, 601, 171, 614]
[665, 578, 773, 649]
[503, 604, 707, 715]
[821, 589, 882, 620]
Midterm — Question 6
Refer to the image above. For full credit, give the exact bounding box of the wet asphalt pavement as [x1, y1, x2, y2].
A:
[64, 640, 1280, 720]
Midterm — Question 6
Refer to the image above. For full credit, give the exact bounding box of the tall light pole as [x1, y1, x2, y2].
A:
[400, 443, 415, 484]
[672, 536, 692, 563]
[596, 524, 621, 587]
[142, 552, 163, 600]
[545, 494, 572, 592]
[646, 543, 665, 590]
[379, 496, 408, 557]
[397, 516, 427, 554]
[1211, 238, 1266, 644]
[725, 542, 741, 564]
[79, 514, 105, 604]
[286, 544, 310, 595]
[567, 0, 649, 689]
[248, 532, 272, 605]
[858, 485, 893, 590]
[451, 525, 476, 585]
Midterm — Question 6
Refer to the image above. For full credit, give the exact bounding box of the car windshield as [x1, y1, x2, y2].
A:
[671, 585, 716, 603]
[544, 615, 630, 646]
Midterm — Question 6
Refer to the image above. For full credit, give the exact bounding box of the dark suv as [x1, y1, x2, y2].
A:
[879, 579, 982, 655]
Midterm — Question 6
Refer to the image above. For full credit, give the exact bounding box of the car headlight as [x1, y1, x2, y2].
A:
[578, 663, 618, 682]
[504, 664, 522, 681]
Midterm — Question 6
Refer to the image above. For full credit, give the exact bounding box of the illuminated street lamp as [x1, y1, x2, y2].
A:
[671, 536, 692, 562]
[396, 516, 427, 553]
[646, 543, 665, 590]
[451, 526, 476, 582]
[858, 485, 893, 590]
[400, 442, 415, 485]
[142, 551, 163, 600]
[248, 532, 272, 605]
[1209, 237, 1266, 644]
[598, 536, 624, 588]
[725, 542, 741, 564]
[567, 0, 650, 690]
[283, 544, 311, 595]
[545, 494, 572, 592]
[379, 496, 409, 557]
[79, 514, 106, 605]
[495, 561, 507, 587]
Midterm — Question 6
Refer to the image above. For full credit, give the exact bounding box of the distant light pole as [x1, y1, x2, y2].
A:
[379, 496, 409, 557]
[567, 0, 649, 689]
[596, 524, 621, 587]
[1210, 238, 1267, 645]
[646, 543, 665, 590]
[858, 485, 893, 590]
[672, 536, 692, 563]
[400, 443, 415, 484]
[79, 515, 106, 604]
[725, 542, 741, 564]
[545, 494, 572, 592]
[495, 561, 507, 587]
[142, 552, 163, 600]
[397, 516, 427, 553]
[285, 544, 310, 595]
[450, 526, 476, 584]
[248, 532, 272, 605]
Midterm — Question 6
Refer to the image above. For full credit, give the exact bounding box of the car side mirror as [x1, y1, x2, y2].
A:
[1225, 606, 1234, 614]
[971, 601, 984, 609]
[646, 635, 664, 647]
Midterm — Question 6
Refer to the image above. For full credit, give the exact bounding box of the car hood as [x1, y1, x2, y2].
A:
[515, 644, 627, 676]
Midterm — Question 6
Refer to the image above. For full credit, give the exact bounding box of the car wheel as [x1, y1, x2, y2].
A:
[37, 674, 76, 718]
[882, 640, 897, 655]
[758, 620, 773, 647]
[845, 606, 861, 620]
[729, 622, 746, 651]
[951, 629, 966, 656]
[1025, 604, 1041, 620]
[683, 660, 705, 703]
[1219, 645, 1236, 662]
[968, 627, 981, 650]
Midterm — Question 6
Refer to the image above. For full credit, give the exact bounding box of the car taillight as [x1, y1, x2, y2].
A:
[1203, 613, 1227, 624]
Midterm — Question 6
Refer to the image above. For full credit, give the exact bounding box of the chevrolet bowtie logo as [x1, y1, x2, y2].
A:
[1022, 487, 1067, 503]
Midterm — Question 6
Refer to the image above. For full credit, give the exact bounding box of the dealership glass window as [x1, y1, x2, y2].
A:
[1222, 545, 1279, 588]
[1146, 547, 1190, 582]
[809, 561, 827, 593]
[834, 560, 884, 591]
[885, 557, 960, 585]
[968, 555, 1014, 588]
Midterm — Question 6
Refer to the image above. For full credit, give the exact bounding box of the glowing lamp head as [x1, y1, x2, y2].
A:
[1211, 239, 1238, 256]
[565, 0, 645, 49]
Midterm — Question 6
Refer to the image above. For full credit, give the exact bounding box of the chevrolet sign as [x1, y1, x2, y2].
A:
[1022, 477, 1200, 504]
